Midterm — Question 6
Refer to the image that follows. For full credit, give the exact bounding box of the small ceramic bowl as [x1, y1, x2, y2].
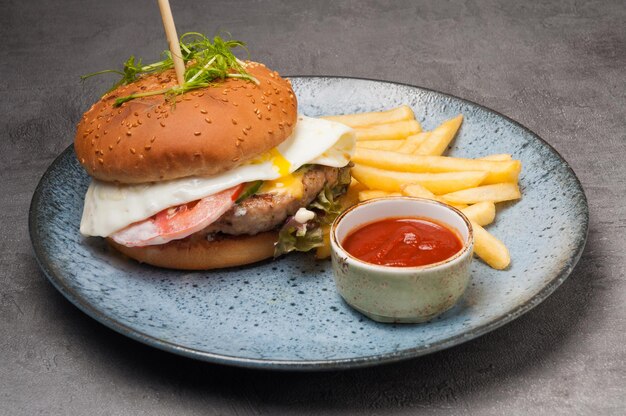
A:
[330, 197, 474, 323]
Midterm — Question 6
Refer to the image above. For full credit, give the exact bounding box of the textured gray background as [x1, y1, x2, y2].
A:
[1, 0, 625, 414]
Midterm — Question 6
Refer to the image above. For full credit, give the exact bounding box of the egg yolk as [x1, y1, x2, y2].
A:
[269, 148, 291, 176]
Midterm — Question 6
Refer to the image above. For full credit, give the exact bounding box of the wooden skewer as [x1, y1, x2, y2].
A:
[157, 0, 185, 86]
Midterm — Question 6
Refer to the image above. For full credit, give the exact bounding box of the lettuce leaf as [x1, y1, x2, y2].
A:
[309, 186, 342, 224]
[273, 166, 353, 257]
[274, 216, 323, 257]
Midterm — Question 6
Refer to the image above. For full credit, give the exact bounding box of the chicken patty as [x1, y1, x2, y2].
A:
[204, 165, 346, 236]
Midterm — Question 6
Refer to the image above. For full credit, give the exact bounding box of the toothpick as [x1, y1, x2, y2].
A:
[157, 0, 185, 86]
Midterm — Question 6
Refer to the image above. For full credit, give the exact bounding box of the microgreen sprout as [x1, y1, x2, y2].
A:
[81, 33, 259, 106]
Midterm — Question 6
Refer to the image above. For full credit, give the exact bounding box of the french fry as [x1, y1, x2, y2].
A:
[358, 190, 402, 201]
[352, 148, 522, 184]
[315, 224, 332, 259]
[351, 164, 488, 195]
[322, 105, 414, 128]
[448, 202, 469, 210]
[396, 132, 430, 154]
[401, 183, 436, 199]
[441, 183, 521, 205]
[471, 220, 510, 269]
[356, 139, 404, 151]
[355, 120, 421, 141]
[461, 201, 496, 226]
[416, 115, 463, 155]
[479, 154, 513, 161]
[401, 184, 468, 209]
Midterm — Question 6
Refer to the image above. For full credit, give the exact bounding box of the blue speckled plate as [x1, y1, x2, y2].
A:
[29, 77, 588, 370]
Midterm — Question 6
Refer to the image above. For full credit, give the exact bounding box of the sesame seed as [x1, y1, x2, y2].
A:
[145, 145, 152, 150]
[242, 129, 248, 136]
[246, 125, 251, 130]
[194, 132, 201, 136]
[108, 145, 113, 150]
[134, 112, 139, 117]
[98, 158, 104, 164]
[204, 118, 212, 124]
[250, 98, 255, 104]
[268, 130, 274, 134]
[130, 148, 136, 154]
[80, 158, 85, 164]
[116, 137, 121, 144]
[232, 157, 240, 162]
[160, 121, 166, 127]
[146, 113, 151, 118]
[231, 118, 238, 125]
[126, 131, 132, 136]
[151, 136, 156, 142]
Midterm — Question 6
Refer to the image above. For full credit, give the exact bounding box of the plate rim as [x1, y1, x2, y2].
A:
[29, 75, 589, 371]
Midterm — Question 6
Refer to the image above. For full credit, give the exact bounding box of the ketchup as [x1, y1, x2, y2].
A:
[341, 217, 463, 267]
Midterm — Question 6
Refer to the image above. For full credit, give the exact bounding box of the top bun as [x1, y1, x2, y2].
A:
[75, 62, 297, 184]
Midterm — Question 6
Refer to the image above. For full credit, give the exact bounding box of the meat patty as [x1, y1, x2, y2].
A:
[204, 165, 345, 236]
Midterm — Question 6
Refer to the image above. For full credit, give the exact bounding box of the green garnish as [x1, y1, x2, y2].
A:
[81, 32, 259, 107]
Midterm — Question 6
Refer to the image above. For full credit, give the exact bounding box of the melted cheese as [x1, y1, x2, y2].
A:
[81, 115, 355, 237]
[258, 171, 304, 199]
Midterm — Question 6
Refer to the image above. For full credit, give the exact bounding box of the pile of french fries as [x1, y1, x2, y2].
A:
[316, 105, 522, 270]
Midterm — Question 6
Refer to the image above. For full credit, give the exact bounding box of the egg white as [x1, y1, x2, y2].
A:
[80, 115, 355, 237]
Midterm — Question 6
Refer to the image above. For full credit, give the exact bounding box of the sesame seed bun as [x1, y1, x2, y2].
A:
[75, 62, 297, 184]
[107, 231, 278, 270]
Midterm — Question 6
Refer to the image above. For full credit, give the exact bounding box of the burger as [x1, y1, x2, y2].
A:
[75, 35, 355, 270]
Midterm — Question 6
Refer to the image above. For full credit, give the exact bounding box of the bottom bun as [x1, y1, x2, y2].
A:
[107, 231, 278, 270]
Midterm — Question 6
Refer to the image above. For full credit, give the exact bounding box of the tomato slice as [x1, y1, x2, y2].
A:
[111, 185, 243, 247]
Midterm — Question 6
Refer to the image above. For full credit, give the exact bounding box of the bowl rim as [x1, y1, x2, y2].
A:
[330, 196, 474, 272]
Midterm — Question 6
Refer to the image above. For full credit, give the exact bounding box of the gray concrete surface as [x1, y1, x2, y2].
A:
[1, 0, 625, 414]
